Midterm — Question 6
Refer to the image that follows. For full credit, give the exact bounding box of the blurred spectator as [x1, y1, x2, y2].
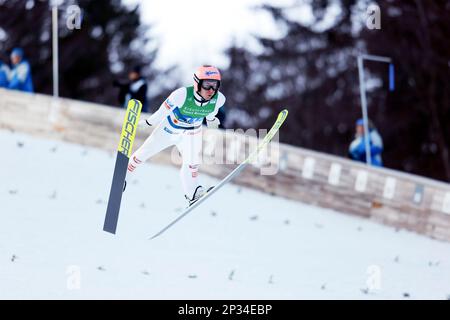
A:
[348, 118, 383, 167]
[113, 66, 148, 112]
[0, 58, 10, 88]
[8, 47, 34, 93]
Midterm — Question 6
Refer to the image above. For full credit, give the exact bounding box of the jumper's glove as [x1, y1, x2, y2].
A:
[206, 117, 220, 129]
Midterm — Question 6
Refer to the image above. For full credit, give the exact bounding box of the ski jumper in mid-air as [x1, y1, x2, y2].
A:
[125, 65, 226, 206]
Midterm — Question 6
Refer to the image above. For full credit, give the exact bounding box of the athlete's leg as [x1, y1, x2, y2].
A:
[177, 127, 204, 199]
[127, 121, 180, 175]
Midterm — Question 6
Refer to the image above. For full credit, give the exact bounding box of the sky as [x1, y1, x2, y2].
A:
[124, 0, 309, 82]
[121, 0, 351, 83]
[2, 129, 450, 299]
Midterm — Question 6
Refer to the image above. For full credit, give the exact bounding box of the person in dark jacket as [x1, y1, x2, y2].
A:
[113, 66, 148, 112]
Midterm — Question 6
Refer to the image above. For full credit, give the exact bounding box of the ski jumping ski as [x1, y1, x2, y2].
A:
[103, 99, 142, 234]
[149, 108, 289, 240]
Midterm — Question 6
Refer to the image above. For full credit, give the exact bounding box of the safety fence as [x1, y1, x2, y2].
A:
[1, 89, 449, 241]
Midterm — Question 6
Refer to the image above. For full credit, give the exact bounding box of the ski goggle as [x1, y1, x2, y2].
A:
[201, 80, 220, 91]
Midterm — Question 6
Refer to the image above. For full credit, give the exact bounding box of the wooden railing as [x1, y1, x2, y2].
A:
[1, 89, 449, 241]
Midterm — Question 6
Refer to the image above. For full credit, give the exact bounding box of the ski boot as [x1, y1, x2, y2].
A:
[185, 185, 214, 207]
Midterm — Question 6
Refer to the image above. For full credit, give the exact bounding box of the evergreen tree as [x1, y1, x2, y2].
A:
[222, 0, 450, 181]
[0, 0, 169, 107]
[223, 1, 360, 155]
[362, 0, 450, 180]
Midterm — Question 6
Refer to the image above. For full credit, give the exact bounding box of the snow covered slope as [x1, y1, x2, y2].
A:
[1, 129, 449, 299]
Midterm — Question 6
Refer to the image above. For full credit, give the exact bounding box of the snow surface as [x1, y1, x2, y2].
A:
[1, 129, 450, 300]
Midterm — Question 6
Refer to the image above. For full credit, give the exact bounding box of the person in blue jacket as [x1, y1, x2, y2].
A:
[349, 118, 384, 166]
[0, 59, 10, 88]
[8, 47, 34, 93]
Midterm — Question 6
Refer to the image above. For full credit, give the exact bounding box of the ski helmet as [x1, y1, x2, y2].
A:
[193, 65, 221, 99]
